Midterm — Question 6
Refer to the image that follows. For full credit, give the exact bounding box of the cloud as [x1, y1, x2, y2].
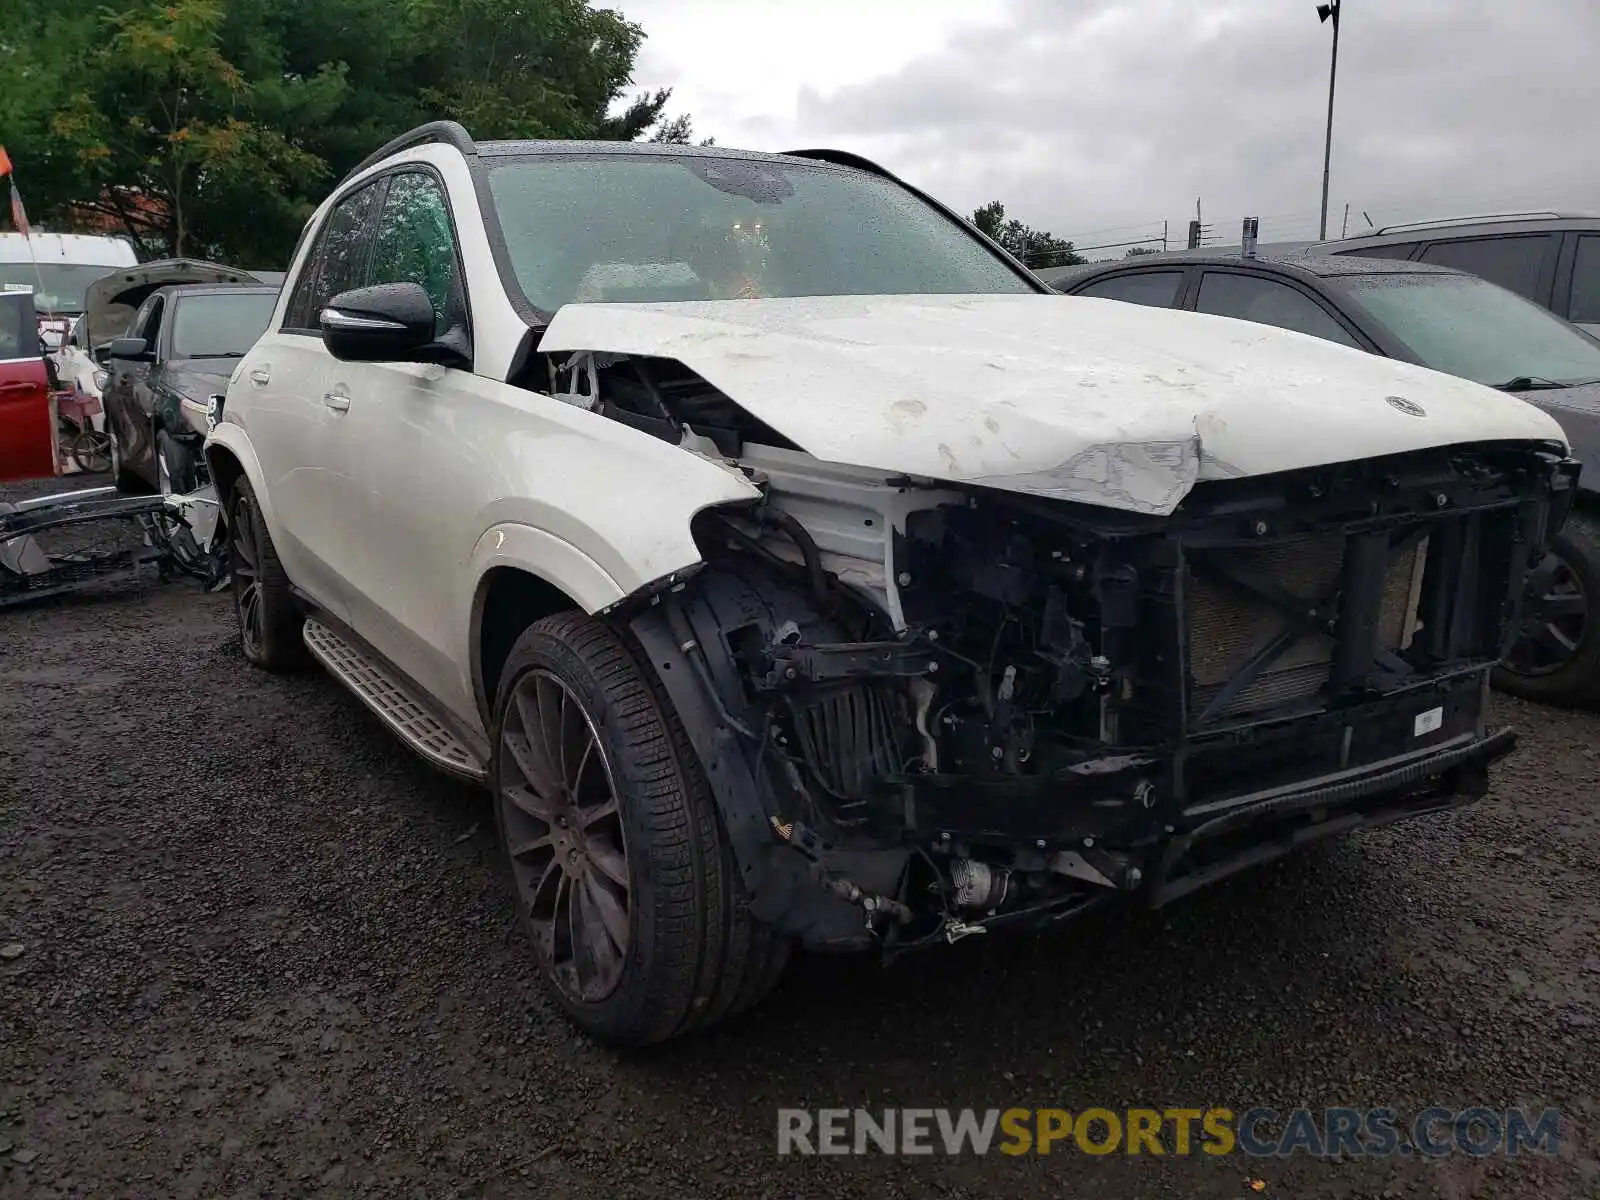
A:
[623, 0, 1598, 249]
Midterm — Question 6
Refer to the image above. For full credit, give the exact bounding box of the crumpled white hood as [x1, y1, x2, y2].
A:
[538, 293, 1568, 515]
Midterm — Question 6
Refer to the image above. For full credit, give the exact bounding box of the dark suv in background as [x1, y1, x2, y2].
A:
[1050, 249, 1600, 708]
[1310, 211, 1600, 337]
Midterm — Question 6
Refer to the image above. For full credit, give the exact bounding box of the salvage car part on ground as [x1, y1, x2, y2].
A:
[0, 484, 229, 608]
[205, 120, 1579, 1047]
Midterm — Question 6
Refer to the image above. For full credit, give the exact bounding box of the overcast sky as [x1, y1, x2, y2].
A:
[617, 0, 1595, 255]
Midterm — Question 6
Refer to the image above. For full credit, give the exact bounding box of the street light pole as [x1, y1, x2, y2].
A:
[1317, 0, 1341, 241]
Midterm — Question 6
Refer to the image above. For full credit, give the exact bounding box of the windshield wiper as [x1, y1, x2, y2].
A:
[1492, 375, 1571, 391]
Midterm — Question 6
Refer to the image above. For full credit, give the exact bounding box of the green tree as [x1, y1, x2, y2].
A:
[648, 113, 714, 146]
[971, 199, 1083, 268]
[1123, 245, 1161, 257]
[48, 0, 324, 259]
[3, 0, 694, 265]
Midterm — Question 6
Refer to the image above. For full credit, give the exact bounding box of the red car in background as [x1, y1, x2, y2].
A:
[0, 290, 57, 483]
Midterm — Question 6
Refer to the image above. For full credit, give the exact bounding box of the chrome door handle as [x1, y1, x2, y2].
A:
[249, 366, 271, 386]
[323, 390, 350, 412]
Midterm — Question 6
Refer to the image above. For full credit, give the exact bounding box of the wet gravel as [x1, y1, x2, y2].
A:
[2, 475, 1598, 1199]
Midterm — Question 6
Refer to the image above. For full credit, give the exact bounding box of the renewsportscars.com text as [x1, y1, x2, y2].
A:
[776, 1107, 1562, 1158]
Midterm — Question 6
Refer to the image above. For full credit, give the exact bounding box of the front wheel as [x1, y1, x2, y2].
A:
[227, 478, 309, 672]
[490, 612, 788, 1047]
[1495, 510, 1600, 707]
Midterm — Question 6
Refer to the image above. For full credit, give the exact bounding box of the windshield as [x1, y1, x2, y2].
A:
[1333, 272, 1600, 388]
[483, 154, 1035, 311]
[0, 264, 120, 315]
[170, 292, 277, 359]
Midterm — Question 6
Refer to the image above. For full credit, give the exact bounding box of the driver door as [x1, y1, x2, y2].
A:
[105, 293, 166, 484]
[322, 169, 481, 716]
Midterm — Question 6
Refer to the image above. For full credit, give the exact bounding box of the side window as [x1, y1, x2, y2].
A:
[1567, 235, 1600, 325]
[367, 172, 460, 336]
[0, 297, 28, 360]
[1417, 235, 1554, 302]
[1194, 272, 1363, 348]
[135, 295, 165, 344]
[1333, 242, 1418, 261]
[1073, 271, 1185, 309]
[282, 182, 381, 332]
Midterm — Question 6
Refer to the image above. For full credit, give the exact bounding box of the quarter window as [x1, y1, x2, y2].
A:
[1073, 271, 1184, 308]
[1417, 235, 1553, 302]
[282, 182, 382, 331]
[367, 172, 460, 336]
[1193, 273, 1362, 348]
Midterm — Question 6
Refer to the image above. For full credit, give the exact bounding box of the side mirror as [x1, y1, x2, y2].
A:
[106, 336, 151, 361]
[92, 341, 114, 365]
[320, 282, 436, 362]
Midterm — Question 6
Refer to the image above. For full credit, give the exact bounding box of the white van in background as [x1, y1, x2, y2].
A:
[1, 231, 140, 419]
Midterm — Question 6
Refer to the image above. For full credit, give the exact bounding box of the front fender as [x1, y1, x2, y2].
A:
[456, 523, 625, 725]
[465, 522, 626, 616]
[203, 420, 277, 530]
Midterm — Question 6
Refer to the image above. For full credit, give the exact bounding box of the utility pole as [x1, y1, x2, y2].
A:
[1317, 1, 1341, 241]
[1342, 202, 1349, 238]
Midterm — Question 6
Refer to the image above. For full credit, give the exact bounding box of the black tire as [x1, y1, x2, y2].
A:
[156, 428, 198, 495]
[1495, 509, 1600, 707]
[490, 611, 788, 1047]
[227, 477, 309, 672]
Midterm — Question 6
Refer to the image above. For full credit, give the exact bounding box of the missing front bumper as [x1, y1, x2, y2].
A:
[1144, 723, 1515, 907]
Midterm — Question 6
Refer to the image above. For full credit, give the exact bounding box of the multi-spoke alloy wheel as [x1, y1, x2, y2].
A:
[231, 490, 264, 659]
[490, 610, 791, 1047]
[1495, 511, 1600, 708]
[226, 478, 308, 672]
[499, 669, 633, 1004]
[1504, 549, 1588, 678]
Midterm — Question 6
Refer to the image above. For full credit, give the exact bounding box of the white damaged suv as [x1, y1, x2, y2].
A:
[207, 122, 1578, 1046]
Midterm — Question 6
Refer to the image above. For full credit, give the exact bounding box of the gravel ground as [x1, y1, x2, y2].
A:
[2, 475, 1598, 1199]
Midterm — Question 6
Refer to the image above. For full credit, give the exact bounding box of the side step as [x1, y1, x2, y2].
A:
[302, 618, 487, 782]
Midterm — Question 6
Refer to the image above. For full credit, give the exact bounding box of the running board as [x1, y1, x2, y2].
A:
[302, 618, 487, 782]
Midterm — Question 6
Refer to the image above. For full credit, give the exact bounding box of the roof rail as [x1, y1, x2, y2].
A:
[339, 120, 477, 187]
[1370, 210, 1570, 236]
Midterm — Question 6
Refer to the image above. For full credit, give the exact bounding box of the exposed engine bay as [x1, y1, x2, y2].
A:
[539, 350, 1578, 952]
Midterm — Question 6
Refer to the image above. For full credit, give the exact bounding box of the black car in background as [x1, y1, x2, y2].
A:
[1051, 251, 1600, 708]
[101, 284, 278, 494]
